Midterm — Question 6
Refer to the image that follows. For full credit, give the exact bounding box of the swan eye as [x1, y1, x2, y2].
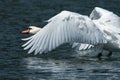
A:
[28, 28, 32, 30]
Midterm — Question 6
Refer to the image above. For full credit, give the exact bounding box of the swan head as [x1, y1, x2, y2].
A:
[90, 7, 112, 20]
[22, 26, 41, 34]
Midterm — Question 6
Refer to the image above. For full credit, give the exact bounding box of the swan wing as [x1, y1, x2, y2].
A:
[90, 7, 120, 34]
[89, 7, 120, 51]
[22, 10, 106, 55]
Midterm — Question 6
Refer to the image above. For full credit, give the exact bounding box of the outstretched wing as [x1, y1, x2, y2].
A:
[22, 10, 106, 55]
[90, 7, 120, 34]
[90, 7, 120, 48]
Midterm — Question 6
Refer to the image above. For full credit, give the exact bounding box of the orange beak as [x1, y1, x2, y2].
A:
[22, 29, 30, 34]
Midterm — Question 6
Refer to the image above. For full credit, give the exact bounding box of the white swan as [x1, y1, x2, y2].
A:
[22, 7, 120, 57]
[22, 10, 107, 55]
[23, 7, 120, 57]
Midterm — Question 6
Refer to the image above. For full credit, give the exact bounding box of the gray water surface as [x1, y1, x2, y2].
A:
[1, 0, 120, 80]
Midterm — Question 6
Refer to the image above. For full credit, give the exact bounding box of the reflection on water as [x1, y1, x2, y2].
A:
[22, 57, 120, 80]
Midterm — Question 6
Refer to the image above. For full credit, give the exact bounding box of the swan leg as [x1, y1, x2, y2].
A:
[97, 52, 102, 59]
[107, 51, 112, 57]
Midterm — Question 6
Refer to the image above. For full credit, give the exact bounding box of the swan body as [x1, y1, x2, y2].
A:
[75, 7, 120, 52]
[71, 7, 120, 57]
[93, 7, 120, 51]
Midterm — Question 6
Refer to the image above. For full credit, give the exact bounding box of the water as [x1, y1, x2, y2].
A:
[1, 0, 120, 80]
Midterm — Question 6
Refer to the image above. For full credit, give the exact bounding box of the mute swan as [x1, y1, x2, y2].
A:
[22, 7, 120, 57]
[23, 6, 120, 57]
[22, 10, 107, 55]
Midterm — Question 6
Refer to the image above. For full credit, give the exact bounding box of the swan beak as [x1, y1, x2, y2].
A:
[22, 29, 30, 34]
